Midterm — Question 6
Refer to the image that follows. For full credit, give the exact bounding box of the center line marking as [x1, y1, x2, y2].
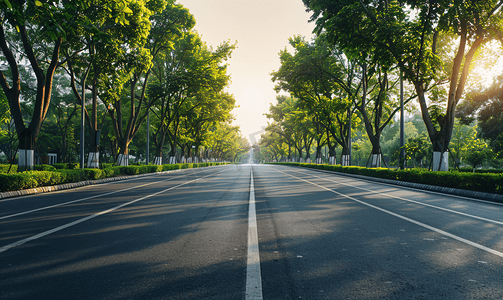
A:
[246, 168, 263, 300]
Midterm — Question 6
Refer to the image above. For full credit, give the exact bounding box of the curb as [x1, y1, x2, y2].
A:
[303, 167, 503, 204]
[0, 168, 187, 200]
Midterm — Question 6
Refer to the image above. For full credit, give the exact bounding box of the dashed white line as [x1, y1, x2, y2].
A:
[0, 170, 223, 254]
[278, 169, 503, 259]
[0, 175, 185, 220]
[294, 169, 503, 226]
[246, 168, 263, 300]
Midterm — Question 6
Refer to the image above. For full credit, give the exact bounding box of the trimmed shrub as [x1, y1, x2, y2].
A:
[162, 164, 180, 171]
[0, 162, 227, 193]
[34, 164, 57, 172]
[270, 163, 503, 195]
[0, 173, 36, 191]
[53, 163, 67, 169]
[101, 163, 115, 169]
[57, 169, 87, 183]
[84, 168, 106, 180]
[0, 164, 17, 174]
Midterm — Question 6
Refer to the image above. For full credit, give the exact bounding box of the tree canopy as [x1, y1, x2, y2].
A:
[0, 1, 249, 168]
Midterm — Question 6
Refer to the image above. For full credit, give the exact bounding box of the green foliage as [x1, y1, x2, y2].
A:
[458, 167, 503, 174]
[0, 164, 17, 174]
[458, 74, 503, 157]
[53, 163, 80, 170]
[303, 0, 503, 166]
[273, 162, 503, 195]
[271, 36, 358, 157]
[34, 164, 57, 172]
[0, 162, 228, 193]
[403, 133, 431, 167]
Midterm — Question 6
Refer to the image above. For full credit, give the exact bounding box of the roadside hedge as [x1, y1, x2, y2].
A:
[0, 162, 226, 193]
[273, 163, 503, 195]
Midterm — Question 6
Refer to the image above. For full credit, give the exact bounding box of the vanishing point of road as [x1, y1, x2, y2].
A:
[1, 164, 503, 299]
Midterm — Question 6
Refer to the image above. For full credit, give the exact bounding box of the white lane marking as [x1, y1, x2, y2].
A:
[0, 170, 178, 203]
[0, 170, 223, 254]
[246, 168, 263, 300]
[278, 169, 503, 259]
[0, 174, 190, 221]
[292, 169, 503, 226]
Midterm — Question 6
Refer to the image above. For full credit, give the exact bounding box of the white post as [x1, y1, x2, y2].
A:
[87, 152, 99, 168]
[19, 149, 35, 171]
[342, 155, 350, 166]
[117, 153, 129, 166]
[371, 154, 381, 168]
[433, 151, 448, 171]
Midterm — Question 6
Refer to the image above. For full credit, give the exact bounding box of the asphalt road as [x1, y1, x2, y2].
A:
[1, 164, 503, 299]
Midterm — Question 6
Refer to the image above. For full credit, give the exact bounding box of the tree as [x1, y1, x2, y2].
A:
[0, 90, 16, 163]
[265, 96, 314, 163]
[107, 2, 195, 166]
[264, 95, 296, 162]
[61, 0, 170, 167]
[462, 125, 494, 169]
[148, 31, 234, 164]
[457, 75, 503, 158]
[259, 130, 287, 162]
[0, 0, 69, 170]
[403, 133, 430, 168]
[303, 0, 503, 171]
[271, 36, 359, 165]
[177, 90, 235, 163]
[204, 123, 247, 162]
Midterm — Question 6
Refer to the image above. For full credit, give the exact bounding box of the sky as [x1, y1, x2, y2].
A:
[176, 0, 316, 144]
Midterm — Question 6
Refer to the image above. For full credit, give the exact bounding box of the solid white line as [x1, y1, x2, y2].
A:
[0, 175, 186, 221]
[0, 170, 223, 254]
[293, 169, 503, 226]
[0, 170, 175, 203]
[278, 169, 503, 259]
[246, 168, 263, 300]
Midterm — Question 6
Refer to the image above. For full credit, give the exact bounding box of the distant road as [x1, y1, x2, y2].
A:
[2, 164, 503, 299]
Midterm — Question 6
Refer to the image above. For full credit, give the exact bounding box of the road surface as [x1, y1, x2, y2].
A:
[1, 164, 503, 299]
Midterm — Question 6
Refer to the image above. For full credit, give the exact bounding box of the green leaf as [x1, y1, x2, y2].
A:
[2, 0, 12, 9]
[123, 6, 133, 14]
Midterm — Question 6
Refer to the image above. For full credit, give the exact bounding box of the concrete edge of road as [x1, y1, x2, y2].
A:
[297, 167, 503, 205]
[0, 166, 220, 200]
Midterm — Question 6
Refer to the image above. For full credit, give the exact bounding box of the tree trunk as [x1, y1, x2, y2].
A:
[412, 20, 483, 172]
[0, 23, 62, 171]
[87, 70, 100, 168]
[153, 127, 166, 165]
[326, 129, 336, 165]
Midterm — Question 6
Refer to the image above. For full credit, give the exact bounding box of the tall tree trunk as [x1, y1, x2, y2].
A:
[410, 19, 484, 171]
[0, 22, 62, 171]
[153, 125, 167, 165]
